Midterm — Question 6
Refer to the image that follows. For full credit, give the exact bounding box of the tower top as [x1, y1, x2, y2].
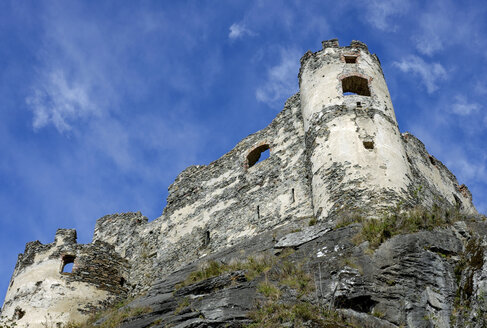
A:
[320, 38, 369, 51]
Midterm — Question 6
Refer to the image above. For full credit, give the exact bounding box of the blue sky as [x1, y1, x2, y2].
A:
[1, 0, 486, 301]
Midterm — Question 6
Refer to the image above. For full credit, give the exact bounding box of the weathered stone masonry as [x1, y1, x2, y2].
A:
[1, 39, 478, 327]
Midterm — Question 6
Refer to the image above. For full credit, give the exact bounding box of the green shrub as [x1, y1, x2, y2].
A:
[246, 302, 356, 328]
[273, 261, 314, 297]
[257, 281, 280, 300]
[174, 297, 191, 315]
[176, 255, 275, 289]
[351, 206, 467, 249]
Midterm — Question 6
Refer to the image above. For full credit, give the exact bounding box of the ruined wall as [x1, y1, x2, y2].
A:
[92, 212, 161, 293]
[90, 94, 314, 293]
[402, 132, 476, 213]
[153, 94, 313, 274]
[1, 229, 128, 327]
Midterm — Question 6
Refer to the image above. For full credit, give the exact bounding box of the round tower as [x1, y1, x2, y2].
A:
[299, 39, 412, 219]
[1, 229, 128, 327]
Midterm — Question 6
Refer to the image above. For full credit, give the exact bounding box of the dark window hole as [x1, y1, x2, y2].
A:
[291, 188, 295, 203]
[247, 144, 270, 168]
[356, 102, 362, 108]
[61, 255, 75, 273]
[120, 277, 126, 287]
[453, 194, 462, 209]
[257, 206, 260, 219]
[14, 307, 25, 320]
[363, 141, 374, 150]
[344, 55, 357, 63]
[429, 155, 436, 166]
[204, 230, 210, 247]
[342, 76, 370, 96]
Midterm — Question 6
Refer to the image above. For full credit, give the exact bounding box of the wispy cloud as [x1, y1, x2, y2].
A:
[363, 0, 410, 31]
[26, 70, 98, 132]
[228, 23, 254, 40]
[393, 55, 447, 93]
[450, 95, 481, 116]
[25, 7, 118, 133]
[411, 9, 448, 56]
[256, 47, 300, 108]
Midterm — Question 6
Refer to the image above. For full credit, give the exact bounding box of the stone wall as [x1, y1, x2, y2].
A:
[91, 94, 315, 292]
[92, 212, 161, 293]
[402, 132, 476, 213]
[153, 93, 314, 275]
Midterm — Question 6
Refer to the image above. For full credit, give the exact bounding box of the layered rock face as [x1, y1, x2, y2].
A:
[0, 40, 480, 327]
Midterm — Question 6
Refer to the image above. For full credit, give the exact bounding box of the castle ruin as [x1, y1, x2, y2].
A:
[1, 39, 477, 327]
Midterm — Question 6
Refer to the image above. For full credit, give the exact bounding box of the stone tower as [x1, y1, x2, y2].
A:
[300, 39, 416, 219]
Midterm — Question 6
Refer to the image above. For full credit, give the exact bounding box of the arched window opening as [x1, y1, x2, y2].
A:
[61, 255, 75, 273]
[120, 277, 126, 287]
[247, 144, 270, 168]
[342, 76, 370, 96]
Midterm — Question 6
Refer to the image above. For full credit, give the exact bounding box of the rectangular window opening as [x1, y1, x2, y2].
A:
[61, 255, 76, 273]
[363, 141, 374, 150]
[345, 56, 357, 63]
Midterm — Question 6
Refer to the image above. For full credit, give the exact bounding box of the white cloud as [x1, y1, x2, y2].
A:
[363, 0, 409, 31]
[255, 48, 300, 108]
[393, 55, 447, 93]
[411, 10, 448, 56]
[413, 34, 443, 56]
[26, 70, 97, 132]
[228, 23, 254, 40]
[450, 96, 480, 116]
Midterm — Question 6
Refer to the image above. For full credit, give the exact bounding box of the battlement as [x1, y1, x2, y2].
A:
[320, 38, 368, 51]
